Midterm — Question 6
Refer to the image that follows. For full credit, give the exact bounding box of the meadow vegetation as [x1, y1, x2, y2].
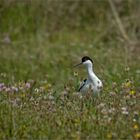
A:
[0, 0, 140, 139]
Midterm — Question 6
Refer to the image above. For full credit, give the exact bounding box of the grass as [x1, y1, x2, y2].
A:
[0, 30, 140, 139]
[0, 0, 140, 139]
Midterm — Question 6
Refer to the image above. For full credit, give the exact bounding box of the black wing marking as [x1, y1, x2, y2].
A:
[78, 79, 87, 92]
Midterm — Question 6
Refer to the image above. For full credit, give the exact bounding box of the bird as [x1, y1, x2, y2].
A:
[74, 56, 103, 94]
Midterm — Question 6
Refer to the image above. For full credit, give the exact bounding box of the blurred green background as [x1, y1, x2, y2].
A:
[0, 0, 139, 86]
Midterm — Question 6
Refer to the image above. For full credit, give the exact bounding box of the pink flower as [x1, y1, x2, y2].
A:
[25, 83, 31, 89]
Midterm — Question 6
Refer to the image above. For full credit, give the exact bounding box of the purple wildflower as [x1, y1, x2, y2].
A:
[25, 83, 31, 89]
[0, 83, 5, 91]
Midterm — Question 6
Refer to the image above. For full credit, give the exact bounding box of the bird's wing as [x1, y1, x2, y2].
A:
[78, 79, 87, 92]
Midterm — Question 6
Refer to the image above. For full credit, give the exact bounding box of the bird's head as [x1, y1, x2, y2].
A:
[74, 56, 93, 68]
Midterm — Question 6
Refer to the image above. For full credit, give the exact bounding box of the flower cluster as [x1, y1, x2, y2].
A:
[0, 83, 18, 93]
[0, 81, 32, 93]
[121, 79, 136, 96]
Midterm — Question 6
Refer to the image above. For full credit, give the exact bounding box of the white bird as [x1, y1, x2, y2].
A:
[74, 56, 103, 94]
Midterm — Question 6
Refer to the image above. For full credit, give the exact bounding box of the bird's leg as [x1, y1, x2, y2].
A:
[86, 85, 93, 99]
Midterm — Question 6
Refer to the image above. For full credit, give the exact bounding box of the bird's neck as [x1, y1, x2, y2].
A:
[86, 65, 97, 80]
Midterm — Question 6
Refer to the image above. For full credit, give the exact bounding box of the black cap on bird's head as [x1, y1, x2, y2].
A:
[82, 56, 93, 63]
[74, 56, 93, 67]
